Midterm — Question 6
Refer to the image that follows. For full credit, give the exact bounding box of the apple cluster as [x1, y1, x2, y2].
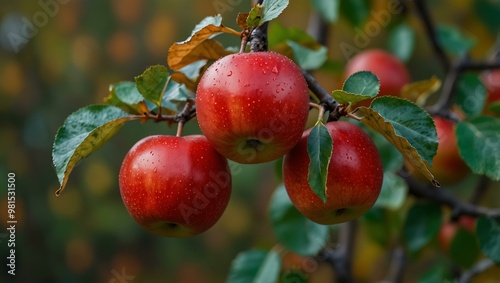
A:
[119, 51, 385, 237]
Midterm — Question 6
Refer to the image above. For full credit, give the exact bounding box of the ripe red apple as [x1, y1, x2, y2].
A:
[119, 135, 231, 237]
[409, 116, 469, 185]
[196, 51, 310, 164]
[283, 121, 383, 225]
[481, 70, 500, 116]
[343, 49, 410, 106]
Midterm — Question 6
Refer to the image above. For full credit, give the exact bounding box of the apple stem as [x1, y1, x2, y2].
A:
[309, 102, 326, 124]
[176, 121, 184, 137]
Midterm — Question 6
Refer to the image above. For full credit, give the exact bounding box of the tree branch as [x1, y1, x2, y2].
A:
[458, 258, 496, 283]
[385, 247, 406, 283]
[320, 221, 357, 283]
[400, 169, 500, 218]
[414, 0, 451, 73]
[306, 9, 330, 46]
[301, 70, 341, 121]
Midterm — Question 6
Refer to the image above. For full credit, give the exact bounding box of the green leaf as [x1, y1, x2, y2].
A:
[269, 184, 329, 256]
[403, 203, 442, 254]
[247, 5, 264, 29]
[254, 250, 281, 283]
[286, 40, 327, 70]
[474, 0, 500, 33]
[449, 227, 481, 268]
[340, 0, 370, 26]
[358, 97, 439, 186]
[456, 74, 487, 117]
[226, 250, 281, 283]
[477, 216, 500, 263]
[105, 81, 149, 115]
[343, 71, 380, 96]
[135, 65, 169, 107]
[261, 0, 289, 23]
[267, 22, 324, 59]
[456, 116, 500, 180]
[374, 172, 408, 210]
[52, 105, 134, 195]
[311, 0, 340, 23]
[332, 71, 380, 104]
[417, 264, 452, 283]
[436, 24, 475, 57]
[363, 207, 391, 247]
[161, 81, 193, 112]
[489, 101, 500, 114]
[307, 122, 333, 203]
[388, 23, 415, 62]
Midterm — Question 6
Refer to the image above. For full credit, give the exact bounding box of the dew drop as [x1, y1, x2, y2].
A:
[272, 66, 279, 74]
[153, 168, 157, 173]
[226, 71, 233, 77]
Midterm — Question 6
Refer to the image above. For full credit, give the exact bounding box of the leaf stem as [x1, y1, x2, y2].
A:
[309, 102, 326, 124]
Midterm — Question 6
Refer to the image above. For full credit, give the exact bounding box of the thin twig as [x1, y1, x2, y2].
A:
[400, 168, 500, 218]
[385, 247, 406, 283]
[458, 258, 496, 283]
[414, 0, 451, 72]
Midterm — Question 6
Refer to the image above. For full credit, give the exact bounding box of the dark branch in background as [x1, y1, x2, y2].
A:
[307, 10, 330, 46]
[320, 221, 357, 283]
[458, 259, 496, 283]
[427, 57, 500, 115]
[400, 168, 500, 218]
[414, 0, 451, 73]
[385, 247, 406, 283]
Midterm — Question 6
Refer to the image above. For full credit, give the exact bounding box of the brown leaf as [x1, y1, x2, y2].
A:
[171, 72, 197, 92]
[401, 76, 442, 106]
[357, 107, 440, 187]
[236, 13, 249, 30]
[168, 25, 239, 70]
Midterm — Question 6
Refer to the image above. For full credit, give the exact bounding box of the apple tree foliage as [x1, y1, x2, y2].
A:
[52, 0, 500, 281]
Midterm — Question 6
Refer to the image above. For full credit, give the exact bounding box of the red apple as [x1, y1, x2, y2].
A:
[430, 117, 469, 185]
[438, 215, 476, 252]
[343, 49, 410, 106]
[283, 121, 383, 225]
[481, 70, 500, 116]
[195, 51, 310, 164]
[119, 135, 231, 237]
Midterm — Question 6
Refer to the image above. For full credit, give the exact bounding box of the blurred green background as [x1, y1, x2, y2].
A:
[0, 0, 498, 282]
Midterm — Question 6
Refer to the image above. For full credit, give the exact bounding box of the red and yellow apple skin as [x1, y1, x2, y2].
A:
[196, 52, 310, 164]
[283, 121, 384, 225]
[119, 135, 231, 238]
[343, 49, 410, 106]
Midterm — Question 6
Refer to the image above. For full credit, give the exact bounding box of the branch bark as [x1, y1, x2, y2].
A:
[400, 169, 500, 218]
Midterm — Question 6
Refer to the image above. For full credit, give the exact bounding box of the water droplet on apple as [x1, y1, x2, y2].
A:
[153, 167, 157, 173]
[272, 66, 278, 74]
[226, 71, 232, 77]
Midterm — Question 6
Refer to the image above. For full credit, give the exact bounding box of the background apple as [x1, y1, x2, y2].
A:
[438, 215, 476, 252]
[283, 121, 384, 225]
[408, 116, 470, 185]
[481, 70, 500, 116]
[196, 51, 310, 164]
[343, 49, 411, 107]
[119, 135, 232, 238]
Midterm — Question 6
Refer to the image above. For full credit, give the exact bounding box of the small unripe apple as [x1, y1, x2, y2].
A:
[119, 135, 231, 237]
[343, 49, 410, 106]
[196, 51, 310, 164]
[283, 121, 383, 225]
